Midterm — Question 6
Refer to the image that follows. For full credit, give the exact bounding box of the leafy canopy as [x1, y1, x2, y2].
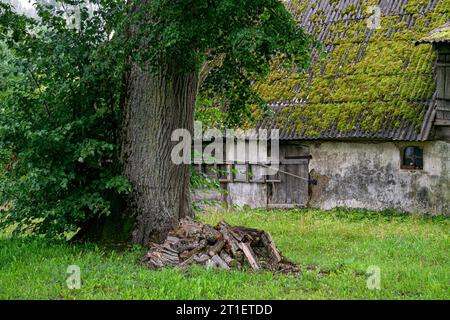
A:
[130, 0, 311, 125]
[0, 0, 310, 237]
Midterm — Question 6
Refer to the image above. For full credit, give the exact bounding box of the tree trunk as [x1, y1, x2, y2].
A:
[121, 63, 198, 245]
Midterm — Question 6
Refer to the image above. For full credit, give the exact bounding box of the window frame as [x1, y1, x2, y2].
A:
[400, 146, 424, 170]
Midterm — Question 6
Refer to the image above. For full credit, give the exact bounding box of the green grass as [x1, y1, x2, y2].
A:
[0, 208, 448, 300]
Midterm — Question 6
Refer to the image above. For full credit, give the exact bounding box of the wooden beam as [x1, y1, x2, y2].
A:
[267, 204, 306, 209]
[238, 242, 259, 270]
[435, 120, 450, 126]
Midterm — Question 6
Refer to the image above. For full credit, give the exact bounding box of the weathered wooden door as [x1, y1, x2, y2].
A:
[267, 145, 310, 208]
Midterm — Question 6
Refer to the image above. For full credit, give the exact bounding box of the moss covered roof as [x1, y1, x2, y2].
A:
[417, 22, 450, 43]
[254, 0, 450, 140]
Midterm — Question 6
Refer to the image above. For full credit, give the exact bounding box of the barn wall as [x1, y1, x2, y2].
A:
[227, 183, 267, 209]
[193, 140, 449, 215]
[226, 143, 289, 209]
[223, 143, 309, 209]
[308, 141, 450, 215]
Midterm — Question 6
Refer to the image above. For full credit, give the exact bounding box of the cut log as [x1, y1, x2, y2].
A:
[178, 254, 197, 268]
[179, 240, 208, 260]
[260, 232, 282, 264]
[232, 226, 263, 240]
[218, 222, 241, 255]
[220, 251, 238, 267]
[195, 254, 210, 264]
[238, 242, 259, 270]
[208, 240, 225, 257]
[202, 224, 223, 243]
[174, 239, 202, 253]
[144, 244, 180, 268]
[166, 236, 180, 245]
[210, 254, 230, 270]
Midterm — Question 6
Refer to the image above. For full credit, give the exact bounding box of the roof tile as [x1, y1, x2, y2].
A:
[256, 0, 449, 141]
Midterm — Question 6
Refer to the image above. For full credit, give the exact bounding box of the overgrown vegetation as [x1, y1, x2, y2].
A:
[0, 1, 130, 237]
[0, 0, 310, 239]
[1, 208, 448, 300]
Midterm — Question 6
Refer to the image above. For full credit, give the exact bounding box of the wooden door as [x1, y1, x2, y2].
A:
[267, 159, 309, 208]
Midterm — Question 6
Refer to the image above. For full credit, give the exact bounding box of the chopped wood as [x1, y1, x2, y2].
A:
[210, 254, 230, 270]
[142, 218, 300, 275]
[145, 244, 180, 268]
[220, 251, 238, 268]
[202, 224, 223, 243]
[208, 240, 225, 257]
[166, 236, 180, 243]
[194, 254, 210, 264]
[260, 232, 282, 263]
[174, 239, 203, 253]
[238, 242, 259, 270]
[177, 254, 197, 268]
[217, 222, 241, 255]
[179, 240, 208, 260]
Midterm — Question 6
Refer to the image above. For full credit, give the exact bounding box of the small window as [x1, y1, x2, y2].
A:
[401, 146, 423, 170]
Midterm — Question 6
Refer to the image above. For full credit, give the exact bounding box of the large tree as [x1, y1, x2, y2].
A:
[0, 0, 310, 244]
[122, 0, 310, 244]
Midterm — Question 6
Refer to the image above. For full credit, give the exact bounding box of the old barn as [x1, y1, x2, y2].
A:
[195, 0, 449, 215]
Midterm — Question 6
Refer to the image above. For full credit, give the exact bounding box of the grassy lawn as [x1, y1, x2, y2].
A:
[0, 208, 448, 300]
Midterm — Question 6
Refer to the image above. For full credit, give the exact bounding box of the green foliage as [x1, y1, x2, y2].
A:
[0, 0, 310, 238]
[0, 1, 129, 237]
[0, 208, 448, 299]
[167, 0, 312, 127]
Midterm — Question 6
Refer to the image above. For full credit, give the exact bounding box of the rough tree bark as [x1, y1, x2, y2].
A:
[121, 62, 198, 245]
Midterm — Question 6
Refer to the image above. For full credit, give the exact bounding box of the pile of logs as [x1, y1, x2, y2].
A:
[142, 218, 300, 274]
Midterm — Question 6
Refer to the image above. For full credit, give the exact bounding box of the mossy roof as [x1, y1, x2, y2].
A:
[416, 22, 450, 43]
[254, 0, 450, 141]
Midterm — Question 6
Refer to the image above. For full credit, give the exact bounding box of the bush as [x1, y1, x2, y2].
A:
[0, 1, 129, 237]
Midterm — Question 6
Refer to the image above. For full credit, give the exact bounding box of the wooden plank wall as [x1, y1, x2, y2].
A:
[434, 44, 450, 140]
[267, 144, 310, 208]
